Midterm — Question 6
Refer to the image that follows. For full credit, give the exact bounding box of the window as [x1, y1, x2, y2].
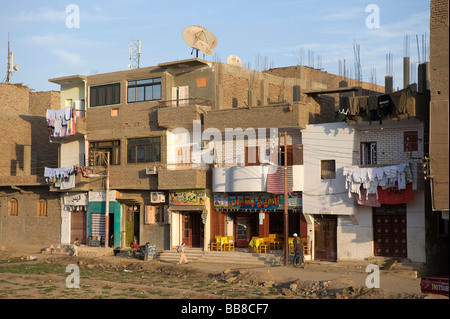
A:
[404, 131, 418, 152]
[90, 83, 120, 107]
[293, 85, 301, 102]
[361, 142, 377, 165]
[128, 78, 161, 103]
[89, 140, 120, 166]
[37, 199, 47, 217]
[321, 160, 336, 179]
[8, 198, 18, 216]
[127, 137, 161, 163]
[279, 146, 293, 166]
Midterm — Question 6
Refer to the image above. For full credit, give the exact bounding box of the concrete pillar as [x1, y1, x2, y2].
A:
[23, 145, 31, 175]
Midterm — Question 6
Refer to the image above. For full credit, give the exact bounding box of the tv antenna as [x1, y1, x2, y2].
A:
[182, 25, 218, 57]
[5, 34, 20, 84]
[128, 39, 141, 69]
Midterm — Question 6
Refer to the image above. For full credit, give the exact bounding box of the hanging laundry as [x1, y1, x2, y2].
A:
[46, 108, 77, 138]
[339, 96, 350, 114]
[377, 94, 394, 116]
[367, 95, 382, 124]
[348, 96, 359, 115]
[343, 163, 414, 205]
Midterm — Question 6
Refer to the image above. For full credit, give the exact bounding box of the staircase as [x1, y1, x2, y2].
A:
[159, 248, 283, 266]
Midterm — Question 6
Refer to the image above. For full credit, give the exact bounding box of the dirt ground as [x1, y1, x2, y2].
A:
[0, 249, 447, 300]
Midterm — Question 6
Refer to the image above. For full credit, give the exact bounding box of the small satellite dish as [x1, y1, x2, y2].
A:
[13, 65, 20, 71]
[182, 25, 218, 57]
[226, 55, 242, 67]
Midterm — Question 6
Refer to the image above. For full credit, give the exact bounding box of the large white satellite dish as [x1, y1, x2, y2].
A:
[182, 25, 218, 57]
[226, 54, 242, 66]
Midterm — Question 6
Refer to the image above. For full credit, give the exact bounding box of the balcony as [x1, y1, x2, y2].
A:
[49, 173, 90, 192]
[158, 165, 210, 190]
[213, 165, 304, 193]
[157, 98, 212, 129]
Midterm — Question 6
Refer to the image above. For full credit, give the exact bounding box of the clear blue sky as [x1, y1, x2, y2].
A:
[1, 0, 430, 92]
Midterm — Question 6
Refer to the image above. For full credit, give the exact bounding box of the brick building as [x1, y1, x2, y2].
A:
[48, 58, 383, 255]
[0, 83, 61, 250]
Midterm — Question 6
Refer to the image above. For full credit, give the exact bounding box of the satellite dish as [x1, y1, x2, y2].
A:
[13, 65, 20, 71]
[182, 25, 218, 57]
[226, 55, 242, 67]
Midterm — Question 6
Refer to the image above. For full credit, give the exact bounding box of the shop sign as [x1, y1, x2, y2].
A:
[63, 193, 87, 206]
[88, 191, 117, 202]
[169, 190, 206, 206]
[214, 193, 302, 210]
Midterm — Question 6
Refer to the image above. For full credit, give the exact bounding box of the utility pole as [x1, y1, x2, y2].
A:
[283, 132, 289, 266]
[105, 152, 110, 248]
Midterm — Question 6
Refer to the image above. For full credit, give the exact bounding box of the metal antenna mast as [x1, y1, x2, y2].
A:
[129, 40, 141, 69]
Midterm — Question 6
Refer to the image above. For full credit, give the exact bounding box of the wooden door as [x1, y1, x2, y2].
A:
[236, 217, 248, 247]
[182, 213, 201, 247]
[71, 209, 86, 244]
[373, 205, 407, 258]
[314, 215, 337, 261]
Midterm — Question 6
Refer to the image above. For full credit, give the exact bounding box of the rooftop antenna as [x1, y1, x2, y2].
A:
[182, 25, 218, 58]
[128, 39, 141, 69]
[5, 33, 20, 84]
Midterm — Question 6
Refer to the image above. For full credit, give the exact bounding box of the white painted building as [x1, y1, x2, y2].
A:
[302, 119, 426, 263]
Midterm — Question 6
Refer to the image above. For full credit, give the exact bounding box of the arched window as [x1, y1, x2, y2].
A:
[8, 198, 18, 216]
[37, 199, 47, 217]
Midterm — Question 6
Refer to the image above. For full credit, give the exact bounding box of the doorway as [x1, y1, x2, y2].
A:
[182, 212, 203, 247]
[71, 208, 86, 244]
[373, 204, 407, 258]
[314, 215, 337, 261]
[125, 206, 140, 247]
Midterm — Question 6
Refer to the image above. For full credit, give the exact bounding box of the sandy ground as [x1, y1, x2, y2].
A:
[1, 248, 448, 302]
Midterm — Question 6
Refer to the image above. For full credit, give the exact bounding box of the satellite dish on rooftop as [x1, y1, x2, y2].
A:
[226, 54, 242, 67]
[182, 25, 218, 57]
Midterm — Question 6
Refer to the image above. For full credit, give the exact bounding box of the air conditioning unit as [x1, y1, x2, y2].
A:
[150, 192, 165, 203]
[146, 166, 158, 175]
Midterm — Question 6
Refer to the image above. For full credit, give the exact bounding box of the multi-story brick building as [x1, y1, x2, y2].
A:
[48, 58, 383, 255]
[0, 83, 61, 250]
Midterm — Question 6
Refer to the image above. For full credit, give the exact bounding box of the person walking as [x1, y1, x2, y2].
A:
[177, 242, 188, 265]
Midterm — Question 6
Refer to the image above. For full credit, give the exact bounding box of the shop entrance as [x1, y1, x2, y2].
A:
[234, 214, 259, 247]
[182, 212, 203, 247]
[314, 215, 337, 261]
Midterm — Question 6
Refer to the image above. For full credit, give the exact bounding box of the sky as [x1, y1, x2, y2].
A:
[1, 0, 430, 92]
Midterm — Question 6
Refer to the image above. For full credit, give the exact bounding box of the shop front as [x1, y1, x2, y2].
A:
[168, 190, 208, 249]
[213, 192, 306, 248]
[88, 191, 121, 247]
[62, 192, 88, 245]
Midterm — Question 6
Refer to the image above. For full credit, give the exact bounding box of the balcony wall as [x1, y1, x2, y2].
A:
[158, 168, 209, 190]
[157, 100, 212, 129]
[213, 165, 304, 193]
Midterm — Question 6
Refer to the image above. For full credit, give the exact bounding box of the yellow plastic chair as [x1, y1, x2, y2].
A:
[259, 237, 269, 253]
[288, 237, 294, 252]
[249, 237, 259, 252]
[224, 236, 235, 251]
[210, 235, 222, 251]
